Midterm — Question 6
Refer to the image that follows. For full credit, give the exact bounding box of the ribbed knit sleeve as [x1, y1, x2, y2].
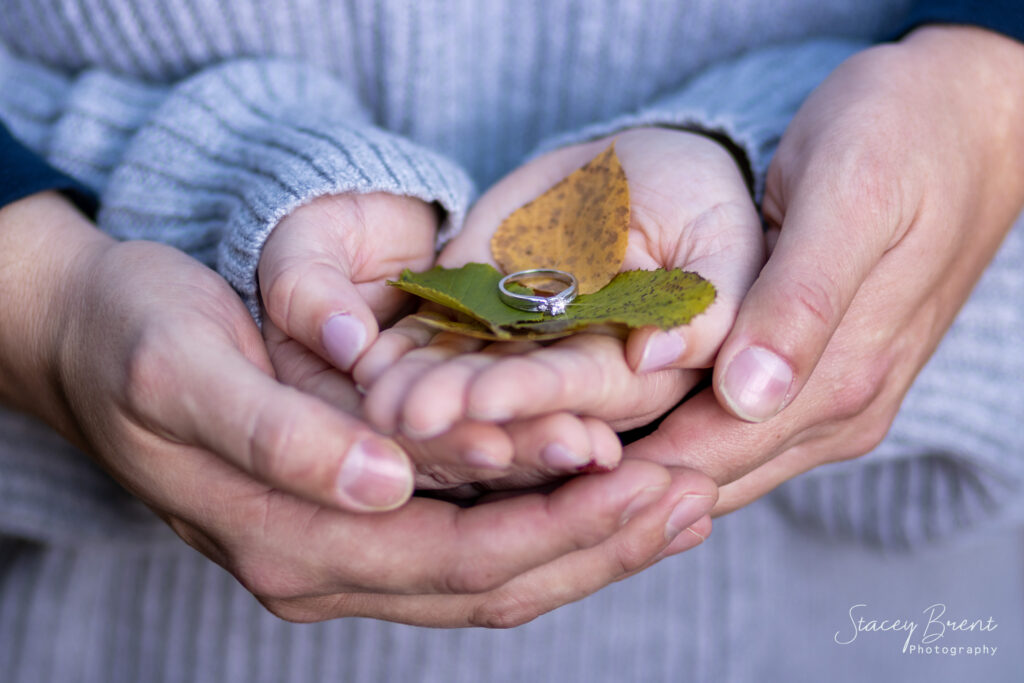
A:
[96, 59, 474, 319]
[773, 212, 1024, 548]
[531, 39, 864, 200]
[0, 46, 475, 320]
[0, 47, 474, 541]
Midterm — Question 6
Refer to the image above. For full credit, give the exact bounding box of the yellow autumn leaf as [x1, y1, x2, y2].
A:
[490, 143, 630, 295]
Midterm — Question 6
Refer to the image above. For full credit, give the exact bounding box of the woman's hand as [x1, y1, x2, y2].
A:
[259, 191, 625, 487]
[358, 128, 764, 448]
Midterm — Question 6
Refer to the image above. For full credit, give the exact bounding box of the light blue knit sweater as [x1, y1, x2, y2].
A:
[1, 1, 1022, 681]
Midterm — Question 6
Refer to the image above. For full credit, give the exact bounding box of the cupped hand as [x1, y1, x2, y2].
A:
[358, 127, 764, 442]
[4, 194, 717, 626]
[260, 192, 624, 486]
[258, 191, 438, 372]
[626, 26, 1024, 512]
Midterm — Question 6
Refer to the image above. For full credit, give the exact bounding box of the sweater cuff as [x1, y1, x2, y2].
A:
[0, 120, 98, 216]
[773, 208, 1024, 548]
[215, 125, 474, 321]
[96, 59, 475, 320]
[530, 39, 864, 202]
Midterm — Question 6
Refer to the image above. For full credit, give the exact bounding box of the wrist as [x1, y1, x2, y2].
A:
[902, 25, 1024, 190]
[0, 192, 113, 433]
[648, 125, 754, 196]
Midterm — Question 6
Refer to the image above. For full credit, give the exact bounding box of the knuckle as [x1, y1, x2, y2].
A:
[440, 559, 507, 595]
[248, 405, 305, 484]
[469, 594, 543, 629]
[818, 136, 905, 236]
[122, 323, 177, 420]
[528, 350, 574, 391]
[832, 409, 897, 463]
[256, 597, 327, 624]
[165, 517, 229, 567]
[260, 260, 304, 330]
[610, 533, 655, 575]
[829, 377, 879, 422]
[831, 147, 892, 209]
[782, 268, 843, 333]
[825, 359, 891, 423]
[232, 555, 305, 600]
[845, 421, 891, 460]
[246, 399, 329, 488]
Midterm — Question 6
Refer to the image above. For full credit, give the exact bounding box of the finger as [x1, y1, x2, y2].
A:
[138, 427, 694, 614]
[504, 412, 617, 472]
[398, 352, 499, 439]
[260, 252, 380, 373]
[363, 333, 486, 434]
[627, 200, 764, 373]
[649, 515, 712, 564]
[148, 334, 413, 512]
[262, 316, 363, 416]
[396, 340, 541, 439]
[352, 314, 442, 389]
[268, 467, 716, 626]
[581, 416, 624, 470]
[409, 412, 606, 479]
[400, 420, 516, 478]
[266, 459, 691, 598]
[623, 386, 803, 487]
[710, 166, 900, 422]
[414, 413, 624, 493]
[464, 334, 701, 430]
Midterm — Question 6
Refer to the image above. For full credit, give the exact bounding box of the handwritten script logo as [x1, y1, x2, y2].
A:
[834, 603, 998, 656]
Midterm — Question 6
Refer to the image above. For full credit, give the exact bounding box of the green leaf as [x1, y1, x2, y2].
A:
[508, 268, 716, 333]
[389, 263, 545, 333]
[408, 313, 581, 341]
[390, 263, 716, 339]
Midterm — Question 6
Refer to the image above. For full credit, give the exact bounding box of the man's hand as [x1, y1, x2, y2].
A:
[0, 192, 716, 625]
[627, 26, 1024, 512]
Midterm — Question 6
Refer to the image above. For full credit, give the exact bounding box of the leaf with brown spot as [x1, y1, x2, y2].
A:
[390, 263, 716, 340]
[491, 143, 630, 294]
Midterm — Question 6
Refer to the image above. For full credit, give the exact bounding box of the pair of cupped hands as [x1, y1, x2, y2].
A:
[31, 27, 1024, 627]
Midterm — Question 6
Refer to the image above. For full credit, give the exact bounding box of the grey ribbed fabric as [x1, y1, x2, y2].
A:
[1, 1, 1022, 681]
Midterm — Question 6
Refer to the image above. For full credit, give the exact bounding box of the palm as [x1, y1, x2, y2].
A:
[358, 127, 764, 445]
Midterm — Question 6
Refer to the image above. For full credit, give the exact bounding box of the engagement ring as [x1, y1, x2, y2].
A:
[497, 268, 578, 316]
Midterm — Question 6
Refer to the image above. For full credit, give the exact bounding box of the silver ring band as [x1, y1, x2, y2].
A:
[498, 268, 578, 316]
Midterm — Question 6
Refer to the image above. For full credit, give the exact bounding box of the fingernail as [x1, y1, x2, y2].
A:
[664, 494, 713, 540]
[637, 330, 685, 373]
[336, 439, 412, 510]
[464, 449, 508, 470]
[322, 314, 366, 371]
[652, 527, 707, 562]
[541, 443, 590, 470]
[619, 484, 668, 527]
[720, 346, 793, 422]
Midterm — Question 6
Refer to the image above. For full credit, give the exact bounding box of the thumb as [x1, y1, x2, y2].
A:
[261, 253, 381, 373]
[711, 166, 899, 422]
[259, 194, 437, 372]
[626, 199, 763, 372]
